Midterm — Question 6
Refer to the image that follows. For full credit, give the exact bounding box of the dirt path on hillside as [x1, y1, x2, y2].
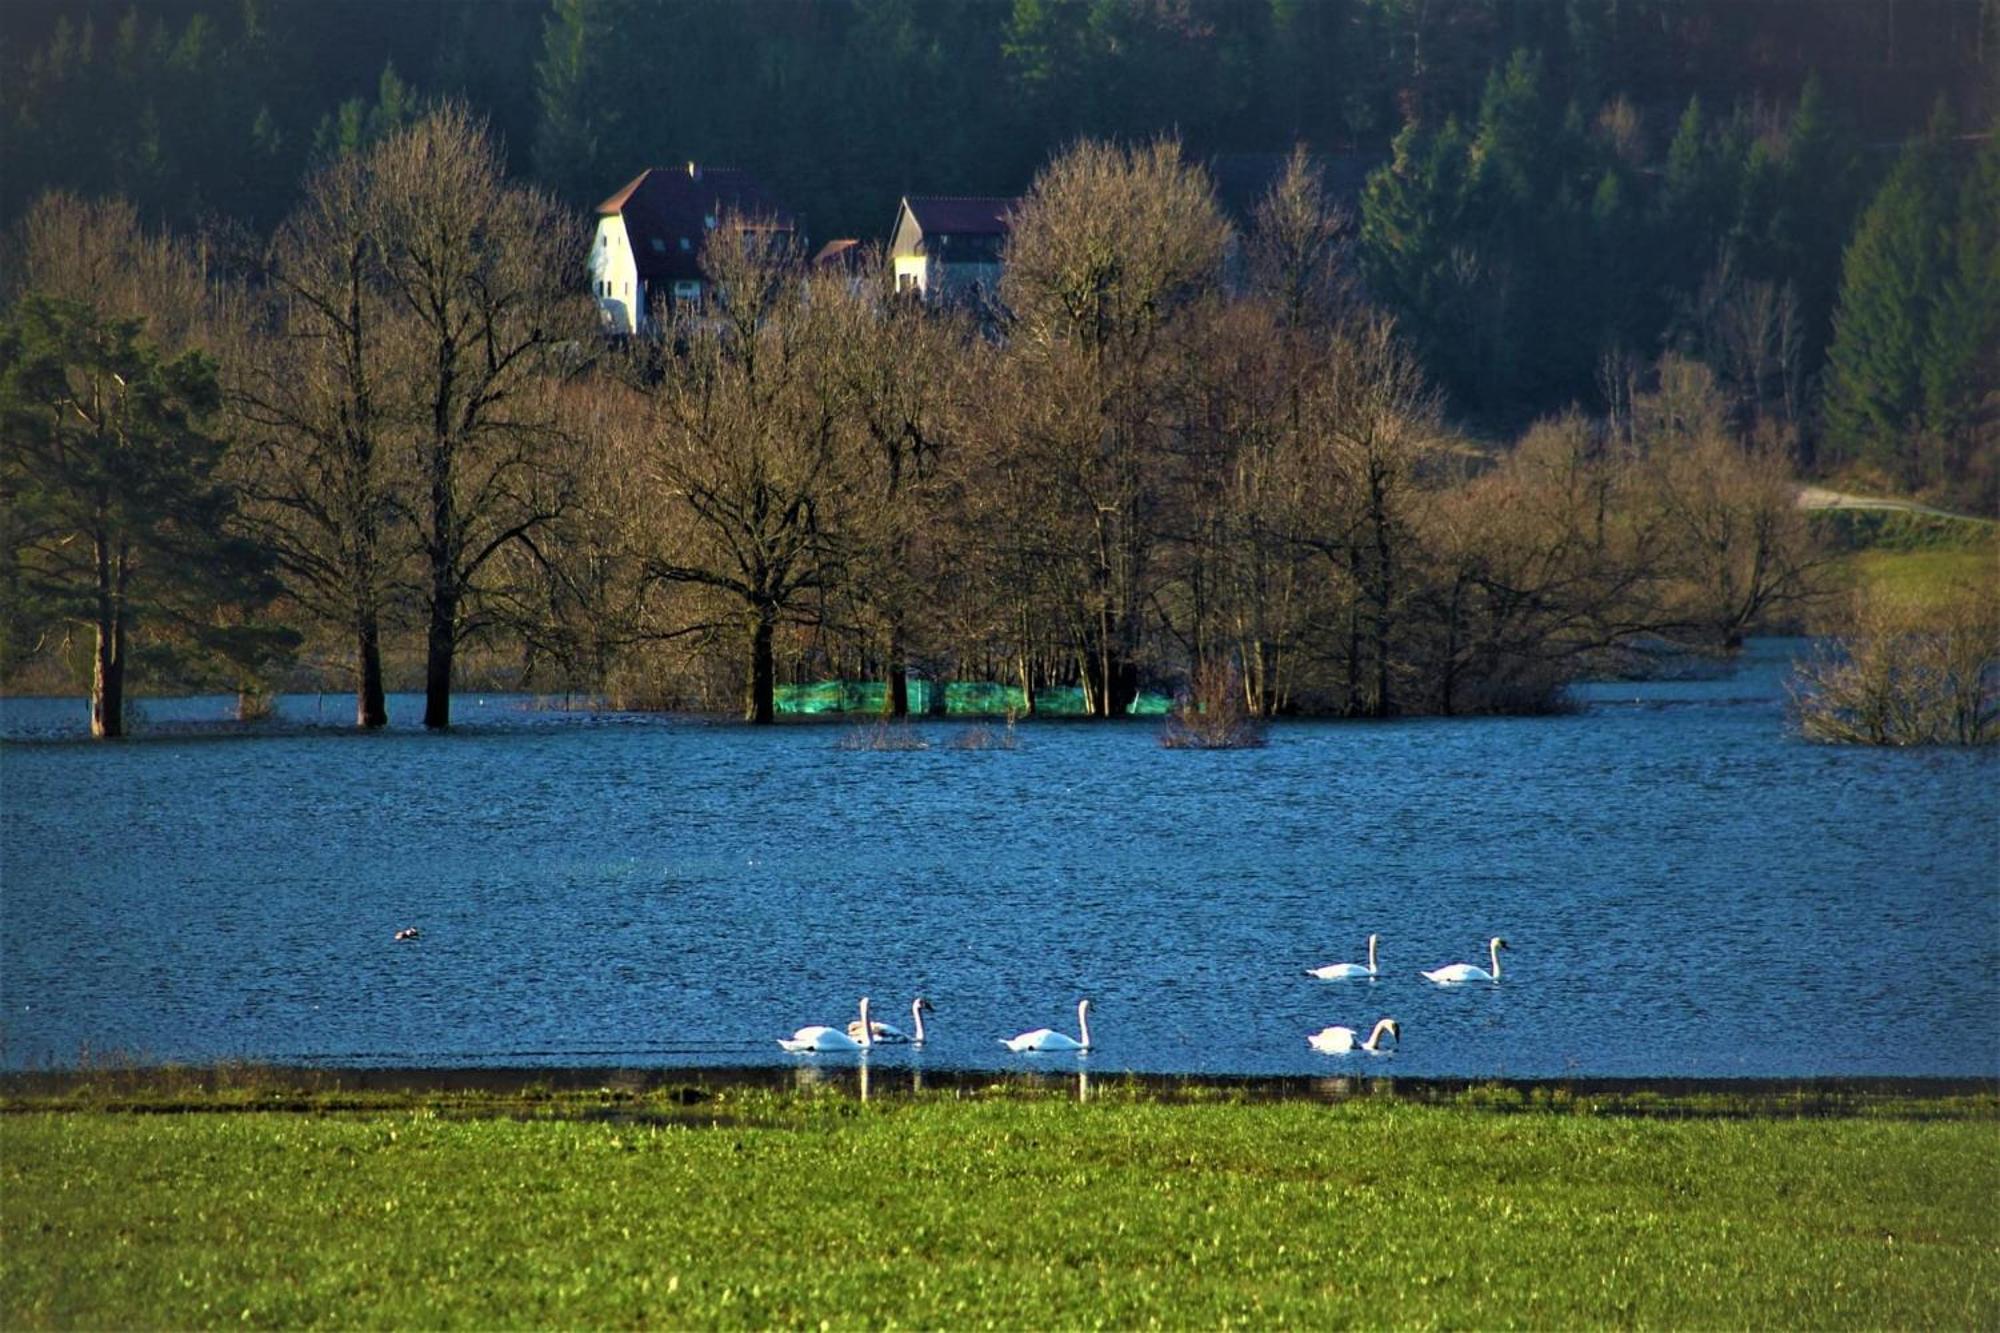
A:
[1794, 486, 1994, 524]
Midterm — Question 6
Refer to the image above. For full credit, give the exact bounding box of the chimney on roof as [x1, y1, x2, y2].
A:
[687, 161, 701, 181]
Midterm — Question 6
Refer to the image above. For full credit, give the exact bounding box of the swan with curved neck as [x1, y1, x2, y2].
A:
[1307, 1017, 1399, 1054]
[1422, 937, 1508, 984]
[1306, 934, 1379, 980]
[780, 996, 872, 1053]
[850, 996, 932, 1045]
[1003, 999, 1092, 1053]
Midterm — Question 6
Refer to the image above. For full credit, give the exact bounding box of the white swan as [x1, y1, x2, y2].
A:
[850, 996, 932, 1045]
[1306, 933, 1379, 980]
[1307, 1017, 1399, 1054]
[1421, 937, 1508, 984]
[780, 996, 872, 1053]
[1003, 999, 1092, 1053]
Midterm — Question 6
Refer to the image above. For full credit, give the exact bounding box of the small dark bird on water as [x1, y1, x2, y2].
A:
[394, 927, 421, 942]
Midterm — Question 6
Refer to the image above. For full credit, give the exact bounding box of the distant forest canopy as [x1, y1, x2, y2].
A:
[2, 0, 1990, 238]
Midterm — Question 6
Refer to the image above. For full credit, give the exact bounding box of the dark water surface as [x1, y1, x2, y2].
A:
[3, 641, 1995, 1078]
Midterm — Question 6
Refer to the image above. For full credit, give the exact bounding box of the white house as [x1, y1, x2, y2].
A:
[887, 196, 1014, 304]
[590, 162, 798, 334]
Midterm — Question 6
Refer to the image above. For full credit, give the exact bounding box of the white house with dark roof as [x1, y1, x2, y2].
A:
[590, 162, 798, 334]
[888, 196, 1014, 303]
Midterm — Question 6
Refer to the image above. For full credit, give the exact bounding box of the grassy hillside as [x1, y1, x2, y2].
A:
[1812, 507, 1997, 614]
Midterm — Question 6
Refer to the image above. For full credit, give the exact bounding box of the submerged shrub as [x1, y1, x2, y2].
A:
[837, 721, 930, 751]
[1161, 663, 1268, 749]
[1789, 584, 1999, 745]
[947, 718, 1019, 750]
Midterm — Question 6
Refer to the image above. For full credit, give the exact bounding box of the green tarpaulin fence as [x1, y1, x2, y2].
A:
[774, 680, 1171, 717]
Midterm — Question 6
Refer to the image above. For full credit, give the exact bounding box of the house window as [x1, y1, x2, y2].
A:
[651, 237, 666, 253]
[679, 237, 691, 252]
[897, 272, 919, 294]
[672, 280, 700, 302]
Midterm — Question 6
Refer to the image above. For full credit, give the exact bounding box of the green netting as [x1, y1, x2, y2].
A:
[774, 680, 1171, 717]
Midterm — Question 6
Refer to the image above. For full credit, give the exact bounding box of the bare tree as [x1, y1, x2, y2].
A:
[824, 256, 970, 717]
[231, 151, 403, 727]
[1791, 584, 1999, 745]
[1638, 359, 1827, 647]
[6, 192, 218, 350]
[1246, 146, 1353, 331]
[1422, 413, 1667, 713]
[1687, 257, 1805, 452]
[635, 223, 858, 723]
[363, 106, 592, 730]
[998, 137, 1230, 716]
[1291, 314, 1447, 716]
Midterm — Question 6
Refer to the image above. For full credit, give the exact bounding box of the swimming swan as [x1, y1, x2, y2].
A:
[1003, 999, 1092, 1053]
[1306, 933, 1379, 980]
[1307, 1017, 1400, 1054]
[780, 997, 872, 1053]
[1421, 937, 1508, 984]
[850, 996, 932, 1045]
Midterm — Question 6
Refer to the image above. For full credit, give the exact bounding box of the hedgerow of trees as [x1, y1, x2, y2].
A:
[1, 2, 1994, 734]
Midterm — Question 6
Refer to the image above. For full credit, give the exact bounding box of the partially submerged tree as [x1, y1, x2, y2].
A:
[1640, 362, 1827, 648]
[1791, 584, 1999, 745]
[232, 106, 589, 730]
[998, 136, 1230, 716]
[365, 106, 590, 730]
[232, 146, 403, 728]
[0, 296, 289, 737]
[635, 222, 857, 724]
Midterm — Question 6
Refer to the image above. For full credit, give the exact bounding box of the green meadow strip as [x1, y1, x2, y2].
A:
[4, 1091, 1996, 1329]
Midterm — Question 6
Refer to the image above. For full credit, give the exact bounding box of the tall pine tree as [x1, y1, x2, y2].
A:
[0, 296, 290, 736]
[1821, 106, 1954, 487]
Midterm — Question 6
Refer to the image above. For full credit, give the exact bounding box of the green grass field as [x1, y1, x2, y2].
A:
[3, 1086, 1996, 1328]
[1813, 507, 1997, 613]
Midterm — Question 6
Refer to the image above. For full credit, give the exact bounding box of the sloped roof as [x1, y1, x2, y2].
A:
[597, 165, 798, 284]
[812, 238, 866, 270]
[903, 196, 1015, 237]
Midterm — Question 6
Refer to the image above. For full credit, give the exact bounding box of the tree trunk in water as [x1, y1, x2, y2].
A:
[881, 629, 909, 718]
[357, 612, 388, 729]
[1108, 655, 1139, 718]
[422, 590, 455, 730]
[746, 612, 776, 724]
[91, 610, 125, 740]
[1370, 469, 1395, 718]
[90, 535, 125, 740]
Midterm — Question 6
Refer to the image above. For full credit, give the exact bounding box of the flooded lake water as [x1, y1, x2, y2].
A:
[2, 640, 1994, 1079]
